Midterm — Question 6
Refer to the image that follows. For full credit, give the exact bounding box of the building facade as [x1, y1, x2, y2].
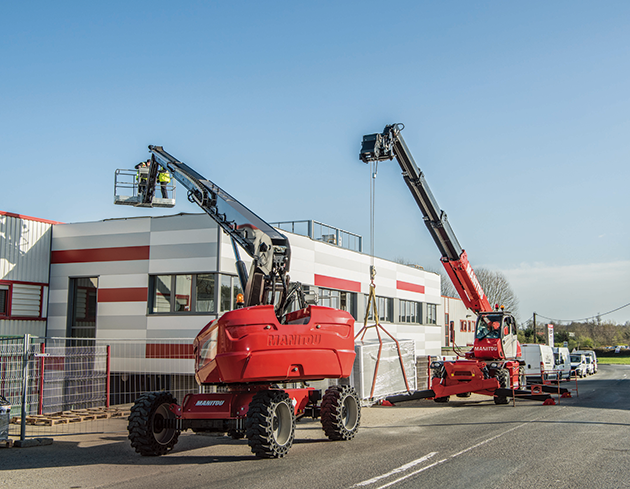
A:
[47, 213, 446, 356]
[2, 210, 478, 358]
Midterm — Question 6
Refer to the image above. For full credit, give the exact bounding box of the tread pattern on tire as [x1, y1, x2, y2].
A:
[128, 391, 180, 456]
[320, 385, 361, 441]
[246, 390, 295, 458]
[493, 369, 510, 405]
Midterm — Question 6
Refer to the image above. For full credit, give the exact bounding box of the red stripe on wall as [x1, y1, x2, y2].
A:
[146, 344, 194, 359]
[314, 274, 361, 293]
[51, 245, 150, 264]
[98, 287, 148, 303]
[0, 210, 63, 225]
[396, 280, 425, 294]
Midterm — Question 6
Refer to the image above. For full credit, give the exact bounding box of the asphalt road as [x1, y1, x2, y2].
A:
[2, 365, 629, 489]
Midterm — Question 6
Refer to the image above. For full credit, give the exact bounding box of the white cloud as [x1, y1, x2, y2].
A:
[501, 261, 630, 324]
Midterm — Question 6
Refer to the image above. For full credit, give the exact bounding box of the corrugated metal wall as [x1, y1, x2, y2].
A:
[0, 213, 52, 283]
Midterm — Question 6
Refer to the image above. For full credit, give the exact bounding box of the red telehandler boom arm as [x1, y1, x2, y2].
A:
[360, 124, 536, 404]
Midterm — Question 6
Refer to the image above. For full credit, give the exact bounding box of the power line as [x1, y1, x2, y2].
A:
[535, 301, 630, 323]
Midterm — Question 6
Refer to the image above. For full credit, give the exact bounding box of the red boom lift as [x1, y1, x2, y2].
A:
[360, 124, 527, 404]
[123, 146, 361, 458]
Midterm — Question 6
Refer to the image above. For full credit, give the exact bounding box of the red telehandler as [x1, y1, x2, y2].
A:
[360, 124, 536, 405]
[123, 146, 361, 458]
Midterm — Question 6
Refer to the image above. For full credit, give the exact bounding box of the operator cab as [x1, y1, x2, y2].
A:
[114, 168, 176, 208]
[474, 308, 519, 359]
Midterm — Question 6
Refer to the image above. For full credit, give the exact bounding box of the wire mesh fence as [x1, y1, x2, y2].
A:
[1, 335, 432, 439]
[0, 335, 197, 438]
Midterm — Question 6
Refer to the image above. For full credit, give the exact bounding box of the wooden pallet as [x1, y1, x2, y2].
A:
[11, 407, 130, 426]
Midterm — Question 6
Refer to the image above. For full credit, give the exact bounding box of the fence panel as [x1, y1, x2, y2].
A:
[0, 336, 198, 438]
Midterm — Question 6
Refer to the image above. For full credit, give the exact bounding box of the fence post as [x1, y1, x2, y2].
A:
[106, 345, 111, 409]
[20, 334, 30, 441]
[38, 342, 45, 415]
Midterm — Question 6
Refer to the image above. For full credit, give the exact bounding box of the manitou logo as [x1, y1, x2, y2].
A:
[267, 334, 322, 347]
[476, 346, 498, 352]
[195, 400, 225, 407]
[465, 262, 486, 301]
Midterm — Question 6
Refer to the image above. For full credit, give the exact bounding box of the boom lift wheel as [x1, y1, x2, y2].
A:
[321, 385, 361, 441]
[493, 369, 510, 405]
[246, 390, 296, 458]
[128, 391, 180, 456]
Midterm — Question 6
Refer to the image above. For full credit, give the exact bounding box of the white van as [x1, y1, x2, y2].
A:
[573, 350, 598, 374]
[552, 347, 571, 380]
[520, 344, 556, 382]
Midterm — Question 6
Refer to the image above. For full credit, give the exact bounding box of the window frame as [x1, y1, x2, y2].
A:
[148, 273, 240, 315]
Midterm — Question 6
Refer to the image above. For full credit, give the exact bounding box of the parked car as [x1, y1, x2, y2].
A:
[552, 347, 572, 380]
[570, 354, 588, 378]
[573, 350, 598, 374]
[521, 344, 556, 382]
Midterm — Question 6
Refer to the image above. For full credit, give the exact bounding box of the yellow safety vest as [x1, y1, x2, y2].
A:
[158, 171, 171, 183]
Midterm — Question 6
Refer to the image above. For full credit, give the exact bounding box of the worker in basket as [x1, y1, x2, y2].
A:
[158, 168, 171, 198]
[135, 160, 149, 196]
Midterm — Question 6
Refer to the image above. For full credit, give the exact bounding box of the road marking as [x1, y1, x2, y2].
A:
[353, 452, 438, 487]
[358, 421, 533, 489]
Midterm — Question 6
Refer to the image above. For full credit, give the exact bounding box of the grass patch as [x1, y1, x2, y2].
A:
[597, 357, 630, 365]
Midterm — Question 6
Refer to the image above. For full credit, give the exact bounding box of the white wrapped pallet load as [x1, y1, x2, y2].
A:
[352, 339, 416, 401]
[0, 396, 10, 441]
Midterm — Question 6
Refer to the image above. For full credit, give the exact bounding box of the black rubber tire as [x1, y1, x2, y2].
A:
[493, 369, 510, 405]
[433, 396, 450, 403]
[128, 391, 180, 456]
[321, 385, 361, 441]
[456, 391, 472, 398]
[246, 390, 295, 458]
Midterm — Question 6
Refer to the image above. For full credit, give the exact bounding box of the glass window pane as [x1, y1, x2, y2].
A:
[0, 287, 8, 316]
[69, 277, 98, 338]
[220, 275, 232, 312]
[153, 275, 172, 313]
[233, 279, 243, 308]
[175, 275, 192, 312]
[196, 274, 215, 313]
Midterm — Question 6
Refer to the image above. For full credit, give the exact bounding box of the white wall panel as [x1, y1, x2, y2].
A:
[98, 302, 147, 316]
[53, 217, 151, 239]
[97, 274, 148, 289]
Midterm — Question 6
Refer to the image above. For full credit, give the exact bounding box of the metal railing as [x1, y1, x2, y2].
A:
[113, 169, 176, 207]
[270, 220, 363, 253]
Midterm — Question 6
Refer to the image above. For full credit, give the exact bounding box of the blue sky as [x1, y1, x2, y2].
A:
[2, 1, 629, 323]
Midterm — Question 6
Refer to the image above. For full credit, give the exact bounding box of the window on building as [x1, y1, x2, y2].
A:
[319, 288, 357, 319]
[399, 300, 421, 324]
[460, 320, 466, 332]
[196, 274, 215, 312]
[0, 281, 46, 319]
[0, 285, 9, 317]
[68, 277, 98, 339]
[426, 303, 437, 324]
[366, 295, 393, 323]
[149, 273, 239, 314]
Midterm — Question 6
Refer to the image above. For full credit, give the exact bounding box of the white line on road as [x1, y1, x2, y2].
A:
[353, 419, 538, 489]
[352, 452, 438, 487]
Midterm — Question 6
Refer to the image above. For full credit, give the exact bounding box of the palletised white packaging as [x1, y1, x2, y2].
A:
[352, 339, 416, 400]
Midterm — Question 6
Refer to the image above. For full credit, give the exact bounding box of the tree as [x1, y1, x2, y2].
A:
[475, 268, 519, 316]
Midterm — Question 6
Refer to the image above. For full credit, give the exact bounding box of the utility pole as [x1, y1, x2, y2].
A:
[533, 312, 537, 344]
